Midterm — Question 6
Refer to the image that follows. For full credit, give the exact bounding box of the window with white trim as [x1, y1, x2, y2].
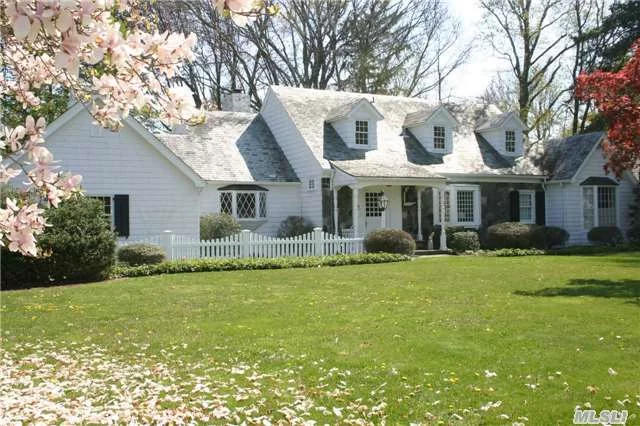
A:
[219, 190, 267, 220]
[518, 190, 535, 224]
[433, 125, 446, 150]
[307, 178, 316, 191]
[434, 185, 481, 227]
[505, 130, 516, 153]
[355, 120, 369, 145]
[582, 186, 617, 229]
[456, 191, 475, 223]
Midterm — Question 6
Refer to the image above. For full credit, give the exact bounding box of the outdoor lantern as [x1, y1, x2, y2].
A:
[377, 192, 389, 211]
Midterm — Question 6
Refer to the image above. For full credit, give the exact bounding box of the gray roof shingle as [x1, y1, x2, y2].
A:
[156, 111, 298, 182]
[544, 132, 604, 181]
[269, 86, 544, 178]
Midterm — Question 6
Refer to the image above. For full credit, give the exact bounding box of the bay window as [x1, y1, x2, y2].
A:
[583, 185, 617, 229]
[219, 185, 268, 220]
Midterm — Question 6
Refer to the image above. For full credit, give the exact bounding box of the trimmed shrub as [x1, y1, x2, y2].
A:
[449, 231, 481, 253]
[433, 225, 467, 250]
[117, 244, 165, 266]
[587, 226, 624, 246]
[112, 253, 411, 278]
[486, 222, 539, 249]
[2, 196, 116, 289]
[200, 213, 241, 240]
[277, 216, 314, 237]
[628, 227, 640, 244]
[364, 229, 416, 255]
[531, 226, 570, 249]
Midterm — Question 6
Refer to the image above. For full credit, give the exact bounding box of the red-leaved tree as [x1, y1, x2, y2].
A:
[576, 39, 640, 177]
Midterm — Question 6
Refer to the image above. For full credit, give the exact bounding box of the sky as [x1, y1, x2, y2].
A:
[440, 0, 507, 100]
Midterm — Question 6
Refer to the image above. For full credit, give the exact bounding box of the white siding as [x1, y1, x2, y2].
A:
[479, 116, 524, 157]
[261, 90, 323, 225]
[409, 109, 455, 154]
[202, 184, 302, 235]
[331, 106, 379, 150]
[546, 147, 636, 244]
[46, 110, 200, 239]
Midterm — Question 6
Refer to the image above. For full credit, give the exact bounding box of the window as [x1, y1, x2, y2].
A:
[434, 185, 480, 226]
[433, 126, 446, 150]
[505, 130, 516, 153]
[355, 120, 369, 145]
[365, 191, 383, 217]
[436, 190, 451, 223]
[307, 178, 316, 191]
[219, 190, 267, 220]
[582, 186, 617, 229]
[89, 196, 112, 218]
[456, 191, 475, 223]
[518, 190, 535, 224]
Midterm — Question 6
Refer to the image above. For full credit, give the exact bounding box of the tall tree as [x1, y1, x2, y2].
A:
[576, 39, 640, 176]
[480, 0, 574, 135]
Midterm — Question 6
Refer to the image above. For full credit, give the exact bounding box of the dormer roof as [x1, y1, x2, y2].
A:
[403, 105, 459, 128]
[325, 97, 384, 123]
[475, 111, 524, 132]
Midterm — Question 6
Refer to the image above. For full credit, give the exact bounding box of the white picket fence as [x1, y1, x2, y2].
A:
[118, 228, 364, 260]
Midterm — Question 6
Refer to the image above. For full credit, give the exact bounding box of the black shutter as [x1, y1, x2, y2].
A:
[509, 190, 520, 222]
[535, 191, 546, 225]
[113, 194, 130, 237]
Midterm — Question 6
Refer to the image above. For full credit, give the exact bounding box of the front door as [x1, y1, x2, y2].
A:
[364, 191, 384, 235]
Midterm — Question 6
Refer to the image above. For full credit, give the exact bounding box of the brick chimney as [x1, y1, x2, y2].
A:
[221, 89, 252, 113]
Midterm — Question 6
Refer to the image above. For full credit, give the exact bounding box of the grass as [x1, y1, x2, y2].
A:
[2, 253, 640, 424]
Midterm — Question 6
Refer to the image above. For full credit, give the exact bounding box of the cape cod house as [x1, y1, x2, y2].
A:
[41, 86, 637, 247]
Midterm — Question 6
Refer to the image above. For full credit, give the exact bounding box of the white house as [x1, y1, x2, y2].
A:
[40, 86, 637, 246]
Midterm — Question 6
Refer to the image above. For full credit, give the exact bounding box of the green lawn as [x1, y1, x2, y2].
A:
[2, 253, 639, 424]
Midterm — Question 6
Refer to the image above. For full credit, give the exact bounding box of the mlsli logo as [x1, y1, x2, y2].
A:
[574, 409, 628, 425]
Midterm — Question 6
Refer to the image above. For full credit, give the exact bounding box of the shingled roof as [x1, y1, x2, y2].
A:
[543, 132, 605, 181]
[269, 86, 543, 178]
[156, 111, 298, 182]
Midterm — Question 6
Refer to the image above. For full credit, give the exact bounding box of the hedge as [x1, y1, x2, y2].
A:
[587, 226, 624, 246]
[277, 216, 314, 237]
[449, 231, 481, 253]
[117, 244, 166, 266]
[111, 253, 411, 278]
[530, 226, 569, 249]
[2, 196, 116, 289]
[200, 213, 241, 240]
[364, 229, 416, 255]
[486, 222, 538, 249]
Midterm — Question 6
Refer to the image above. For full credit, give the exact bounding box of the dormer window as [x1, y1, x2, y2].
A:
[355, 120, 369, 145]
[505, 130, 516, 153]
[433, 126, 446, 150]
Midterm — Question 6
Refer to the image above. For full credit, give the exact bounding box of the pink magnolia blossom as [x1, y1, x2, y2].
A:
[1, 0, 253, 256]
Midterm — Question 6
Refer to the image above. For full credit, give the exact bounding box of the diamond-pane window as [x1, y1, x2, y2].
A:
[457, 190, 475, 223]
[237, 192, 256, 219]
[220, 192, 233, 215]
[259, 192, 267, 218]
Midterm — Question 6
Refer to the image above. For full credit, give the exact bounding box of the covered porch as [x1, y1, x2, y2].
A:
[326, 170, 450, 249]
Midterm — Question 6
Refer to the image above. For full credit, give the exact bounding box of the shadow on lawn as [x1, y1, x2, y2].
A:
[515, 279, 640, 307]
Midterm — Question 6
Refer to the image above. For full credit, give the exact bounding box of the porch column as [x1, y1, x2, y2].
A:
[416, 187, 423, 241]
[333, 186, 339, 235]
[351, 186, 360, 237]
[439, 188, 447, 250]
